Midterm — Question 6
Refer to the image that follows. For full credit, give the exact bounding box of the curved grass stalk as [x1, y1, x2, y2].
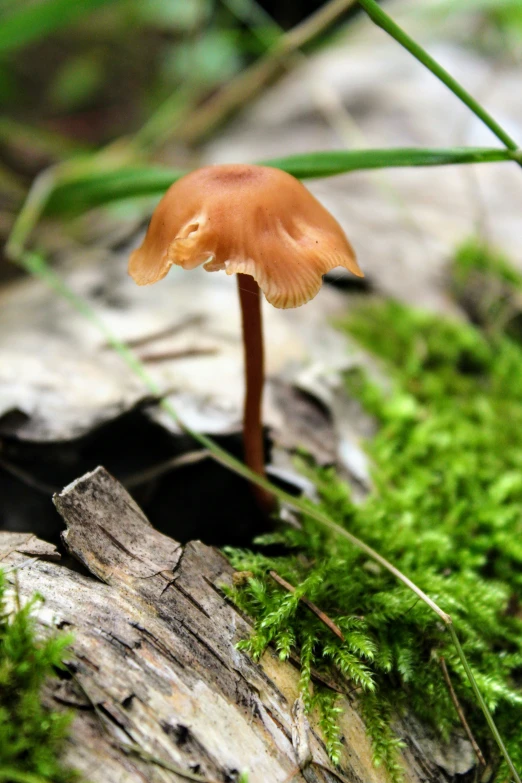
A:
[357, 0, 520, 155]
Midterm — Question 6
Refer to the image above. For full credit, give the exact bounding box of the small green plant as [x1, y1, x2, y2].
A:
[225, 242, 522, 779]
[0, 570, 77, 783]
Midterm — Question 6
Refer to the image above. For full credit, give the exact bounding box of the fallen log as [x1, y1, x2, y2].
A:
[0, 467, 474, 783]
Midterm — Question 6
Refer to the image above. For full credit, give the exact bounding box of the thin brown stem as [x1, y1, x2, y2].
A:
[269, 570, 345, 641]
[440, 656, 486, 767]
[237, 273, 274, 513]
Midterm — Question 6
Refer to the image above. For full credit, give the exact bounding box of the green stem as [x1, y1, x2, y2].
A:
[357, 0, 520, 154]
[5, 168, 57, 260]
[449, 626, 521, 783]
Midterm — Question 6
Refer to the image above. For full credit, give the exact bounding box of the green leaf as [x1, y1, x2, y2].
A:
[45, 146, 518, 216]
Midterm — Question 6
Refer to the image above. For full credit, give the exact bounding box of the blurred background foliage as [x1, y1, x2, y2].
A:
[0, 0, 521, 270]
[1, 1, 521, 146]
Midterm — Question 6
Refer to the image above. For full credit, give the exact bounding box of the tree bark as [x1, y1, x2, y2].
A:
[0, 467, 474, 783]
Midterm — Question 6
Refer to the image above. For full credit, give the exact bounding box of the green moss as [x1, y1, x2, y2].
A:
[454, 237, 522, 288]
[225, 242, 522, 779]
[452, 237, 522, 338]
[0, 571, 77, 783]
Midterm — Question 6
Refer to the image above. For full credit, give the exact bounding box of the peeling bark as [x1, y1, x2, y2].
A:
[0, 467, 473, 783]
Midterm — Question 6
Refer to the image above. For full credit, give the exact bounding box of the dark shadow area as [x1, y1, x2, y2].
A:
[257, 0, 361, 31]
[0, 407, 274, 550]
[324, 270, 374, 293]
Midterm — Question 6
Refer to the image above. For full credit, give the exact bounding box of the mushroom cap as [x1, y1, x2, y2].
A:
[129, 163, 362, 309]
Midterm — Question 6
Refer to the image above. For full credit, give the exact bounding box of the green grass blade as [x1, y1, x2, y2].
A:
[357, 0, 520, 153]
[449, 626, 521, 783]
[44, 147, 518, 216]
[262, 146, 518, 178]
[0, 0, 119, 55]
[45, 165, 188, 216]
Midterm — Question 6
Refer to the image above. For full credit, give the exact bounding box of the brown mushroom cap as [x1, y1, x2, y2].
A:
[129, 163, 362, 309]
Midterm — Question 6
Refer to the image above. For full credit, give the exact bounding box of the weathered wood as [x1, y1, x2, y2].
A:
[1, 467, 473, 783]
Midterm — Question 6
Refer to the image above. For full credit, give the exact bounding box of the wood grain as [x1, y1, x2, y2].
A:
[0, 467, 474, 782]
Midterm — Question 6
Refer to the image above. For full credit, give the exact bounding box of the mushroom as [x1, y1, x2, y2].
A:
[129, 163, 363, 512]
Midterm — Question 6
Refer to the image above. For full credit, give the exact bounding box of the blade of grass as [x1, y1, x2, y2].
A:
[42, 147, 519, 216]
[262, 146, 519, 178]
[0, 0, 120, 55]
[9, 245, 521, 781]
[45, 165, 188, 216]
[6, 168, 58, 261]
[357, 0, 520, 155]
[449, 626, 521, 783]
[0, 118, 92, 159]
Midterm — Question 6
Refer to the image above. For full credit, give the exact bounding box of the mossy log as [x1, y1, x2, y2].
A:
[0, 467, 474, 783]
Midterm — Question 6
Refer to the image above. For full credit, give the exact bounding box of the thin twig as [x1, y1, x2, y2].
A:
[0, 449, 211, 495]
[287, 651, 360, 697]
[311, 761, 355, 783]
[101, 315, 205, 350]
[0, 456, 58, 495]
[137, 346, 218, 364]
[124, 450, 210, 487]
[440, 656, 486, 767]
[178, 0, 358, 143]
[0, 451, 210, 495]
[269, 570, 345, 641]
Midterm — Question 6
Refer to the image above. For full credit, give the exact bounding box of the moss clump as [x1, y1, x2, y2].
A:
[453, 237, 522, 288]
[226, 243, 522, 779]
[452, 237, 522, 337]
[0, 570, 77, 782]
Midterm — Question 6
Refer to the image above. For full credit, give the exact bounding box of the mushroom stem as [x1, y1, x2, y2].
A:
[237, 273, 274, 513]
